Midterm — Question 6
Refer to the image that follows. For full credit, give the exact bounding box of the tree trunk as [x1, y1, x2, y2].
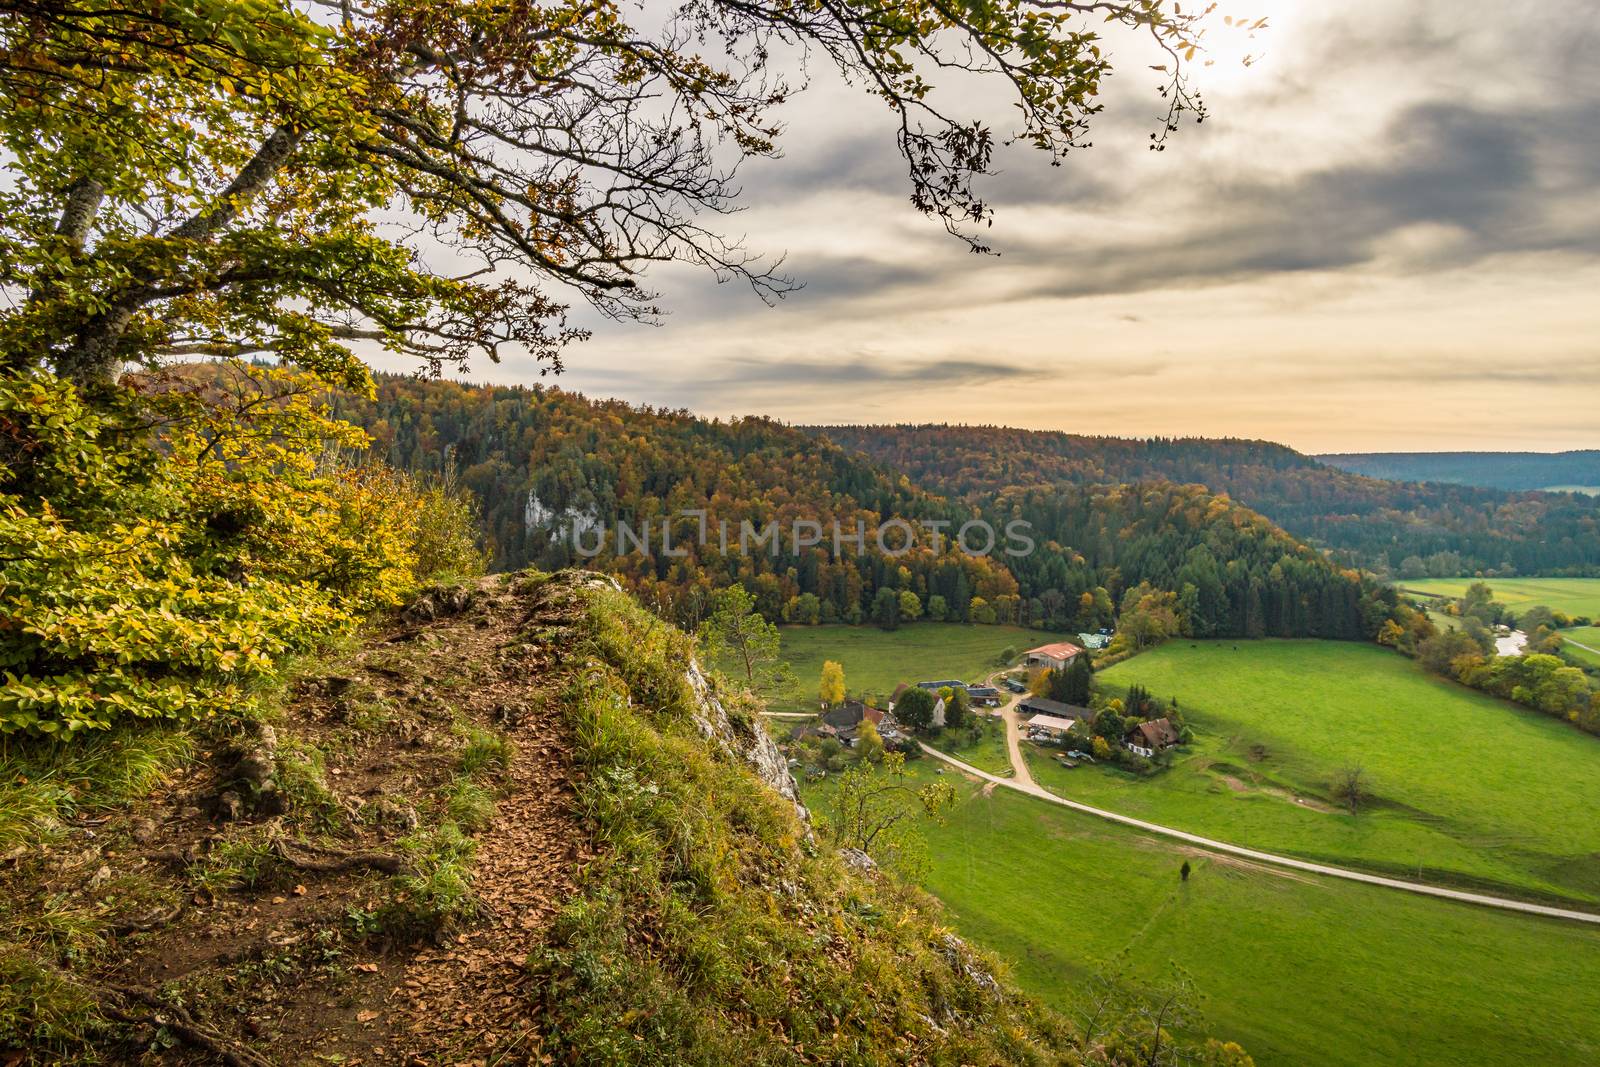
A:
[53, 124, 304, 387]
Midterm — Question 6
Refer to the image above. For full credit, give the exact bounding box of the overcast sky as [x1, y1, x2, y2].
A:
[376, 0, 1600, 454]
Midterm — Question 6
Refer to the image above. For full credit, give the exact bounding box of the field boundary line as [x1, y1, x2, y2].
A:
[919, 742, 1600, 926]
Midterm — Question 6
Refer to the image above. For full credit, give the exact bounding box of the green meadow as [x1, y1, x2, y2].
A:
[1398, 576, 1600, 619]
[923, 712, 1013, 775]
[904, 768, 1600, 1067]
[767, 623, 1057, 712]
[1559, 625, 1600, 669]
[1084, 640, 1600, 904]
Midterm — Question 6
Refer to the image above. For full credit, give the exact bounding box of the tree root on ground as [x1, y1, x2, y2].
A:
[269, 836, 404, 874]
[102, 984, 273, 1067]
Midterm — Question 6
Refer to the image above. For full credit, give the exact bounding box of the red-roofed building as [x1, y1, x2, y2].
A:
[1024, 641, 1082, 671]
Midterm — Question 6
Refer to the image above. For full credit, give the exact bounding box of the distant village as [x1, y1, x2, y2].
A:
[783, 632, 1189, 779]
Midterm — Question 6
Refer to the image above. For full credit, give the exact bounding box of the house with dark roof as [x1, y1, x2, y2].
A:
[1124, 717, 1180, 758]
[788, 722, 838, 743]
[965, 684, 1001, 707]
[820, 700, 897, 746]
[820, 700, 868, 731]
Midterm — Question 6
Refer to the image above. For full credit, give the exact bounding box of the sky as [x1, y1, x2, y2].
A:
[374, 0, 1600, 454]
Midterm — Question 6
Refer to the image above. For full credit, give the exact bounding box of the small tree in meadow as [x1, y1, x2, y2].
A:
[819, 661, 846, 708]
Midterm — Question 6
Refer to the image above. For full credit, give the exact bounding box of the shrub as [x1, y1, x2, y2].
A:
[0, 365, 436, 737]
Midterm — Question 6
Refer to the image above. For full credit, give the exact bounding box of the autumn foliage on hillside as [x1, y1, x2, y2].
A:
[815, 425, 1600, 577]
[344, 376, 1393, 642]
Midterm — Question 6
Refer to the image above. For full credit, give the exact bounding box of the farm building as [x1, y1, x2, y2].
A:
[820, 700, 869, 730]
[821, 700, 894, 732]
[965, 684, 1002, 707]
[1024, 641, 1082, 671]
[1017, 695, 1088, 720]
[1124, 717, 1180, 758]
[1077, 633, 1110, 650]
[1024, 713, 1078, 742]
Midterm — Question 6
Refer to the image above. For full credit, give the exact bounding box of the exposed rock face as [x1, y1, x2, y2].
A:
[684, 658, 810, 827]
[213, 722, 282, 820]
[839, 848, 876, 873]
[401, 584, 477, 623]
[524, 492, 601, 542]
[938, 932, 1002, 998]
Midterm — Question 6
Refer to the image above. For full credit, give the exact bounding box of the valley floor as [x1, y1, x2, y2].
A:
[1396, 577, 1600, 619]
[1092, 639, 1600, 906]
[875, 763, 1600, 1067]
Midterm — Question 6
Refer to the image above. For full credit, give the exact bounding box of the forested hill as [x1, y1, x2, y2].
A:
[811, 425, 1600, 578]
[1319, 450, 1600, 492]
[341, 377, 1391, 640]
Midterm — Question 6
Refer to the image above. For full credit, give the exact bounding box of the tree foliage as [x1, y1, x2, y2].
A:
[819, 660, 846, 708]
[894, 687, 938, 733]
[1, 0, 1227, 390]
[698, 585, 791, 695]
[0, 363, 475, 736]
[821, 751, 954, 876]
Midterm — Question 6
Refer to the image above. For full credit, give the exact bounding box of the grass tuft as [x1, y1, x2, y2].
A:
[457, 725, 514, 777]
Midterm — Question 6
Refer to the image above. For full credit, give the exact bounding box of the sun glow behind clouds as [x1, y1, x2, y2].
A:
[387, 0, 1600, 453]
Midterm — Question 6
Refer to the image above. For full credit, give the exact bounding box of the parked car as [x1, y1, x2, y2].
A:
[1003, 678, 1027, 693]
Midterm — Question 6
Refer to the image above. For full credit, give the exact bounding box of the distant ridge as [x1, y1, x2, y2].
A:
[810, 424, 1600, 576]
[1319, 450, 1600, 492]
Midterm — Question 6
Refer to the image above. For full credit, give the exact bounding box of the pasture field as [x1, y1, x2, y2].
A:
[899, 766, 1600, 1067]
[1398, 577, 1600, 619]
[765, 623, 1057, 712]
[1560, 625, 1600, 669]
[1083, 640, 1600, 904]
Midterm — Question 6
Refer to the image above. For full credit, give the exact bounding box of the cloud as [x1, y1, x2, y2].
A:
[703, 354, 1035, 388]
[481, 0, 1600, 450]
[1005, 97, 1599, 304]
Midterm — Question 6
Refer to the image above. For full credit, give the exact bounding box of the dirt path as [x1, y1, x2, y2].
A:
[918, 744, 1600, 926]
[51, 576, 586, 1065]
[982, 669, 1037, 789]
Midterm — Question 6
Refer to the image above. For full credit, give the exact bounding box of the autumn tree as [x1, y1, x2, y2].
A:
[822, 751, 955, 875]
[819, 660, 846, 708]
[898, 589, 923, 623]
[1, 0, 1231, 392]
[1114, 582, 1183, 651]
[699, 585, 791, 695]
[855, 718, 886, 763]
